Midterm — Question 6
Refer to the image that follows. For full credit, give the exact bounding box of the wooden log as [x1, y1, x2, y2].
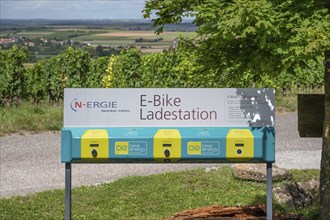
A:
[298, 94, 325, 137]
[167, 205, 306, 220]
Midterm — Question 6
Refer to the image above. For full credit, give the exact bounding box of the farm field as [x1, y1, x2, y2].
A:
[1, 20, 197, 55]
[76, 30, 196, 53]
[13, 29, 107, 40]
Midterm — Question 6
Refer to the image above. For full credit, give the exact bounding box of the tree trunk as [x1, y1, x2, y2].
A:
[320, 50, 330, 219]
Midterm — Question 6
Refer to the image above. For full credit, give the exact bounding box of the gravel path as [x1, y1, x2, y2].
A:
[275, 112, 322, 169]
[0, 112, 322, 198]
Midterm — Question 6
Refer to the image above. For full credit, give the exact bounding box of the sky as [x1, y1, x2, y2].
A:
[1, 0, 147, 20]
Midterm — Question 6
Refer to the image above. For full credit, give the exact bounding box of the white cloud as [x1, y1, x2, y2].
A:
[2, 0, 49, 10]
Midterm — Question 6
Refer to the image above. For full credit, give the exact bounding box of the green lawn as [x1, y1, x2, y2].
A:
[0, 167, 320, 220]
[0, 102, 63, 136]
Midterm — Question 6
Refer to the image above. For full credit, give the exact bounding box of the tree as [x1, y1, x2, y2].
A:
[143, 0, 330, 218]
[321, 50, 330, 220]
[144, 0, 329, 84]
[95, 45, 105, 57]
[320, 2, 330, 219]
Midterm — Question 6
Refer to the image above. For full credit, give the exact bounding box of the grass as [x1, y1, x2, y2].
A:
[275, 86, 324, 113]
[275, 95, 297, 112]
[0, 102, 63, 136]
[0, 167, 319, 220]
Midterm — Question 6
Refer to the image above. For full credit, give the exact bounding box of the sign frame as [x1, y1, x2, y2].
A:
[62, 88, 275, 220]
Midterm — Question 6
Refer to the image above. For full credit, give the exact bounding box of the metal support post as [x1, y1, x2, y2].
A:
[65, 163, 72, 220]
[266, 162, 273, 220]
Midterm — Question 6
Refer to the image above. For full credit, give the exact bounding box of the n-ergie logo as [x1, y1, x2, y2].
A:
[70, 98, 117, 112]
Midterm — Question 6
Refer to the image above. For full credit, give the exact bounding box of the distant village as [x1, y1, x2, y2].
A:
[0, 36, 90, 48]
[0, 36, 121, 62]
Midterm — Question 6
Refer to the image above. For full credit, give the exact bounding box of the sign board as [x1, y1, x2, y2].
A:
[64, 88, 275, 127]
[62, 88, 276, 220]
[298, 94, 325, 137]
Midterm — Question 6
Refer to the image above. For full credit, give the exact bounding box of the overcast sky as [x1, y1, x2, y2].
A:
[1, 0, 147, 20]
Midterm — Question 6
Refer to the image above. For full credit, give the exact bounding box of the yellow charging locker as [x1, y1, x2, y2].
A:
[154, 129, 181, 162]
[226, 129, 254, 160]
[81, 130, 109, 160]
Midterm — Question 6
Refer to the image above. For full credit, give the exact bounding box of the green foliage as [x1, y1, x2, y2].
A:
[61, 47, 91, 88]
[25, 51, 65, 102]
[0, 46, 28, 106]
[86, 57, 109, 88]
[141, 49, 189, 88]
[43, 55, 64, 102]
[101, 37, 324, 89]
[2, 3, 328, 105]
[102, 45, 193, 88]
[22, 47, 108, 103]
[24, 62, 49, 103]
[143, 0, 330, 87]
[108, 48, 143, 88]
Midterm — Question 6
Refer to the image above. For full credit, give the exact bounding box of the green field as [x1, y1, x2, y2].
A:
[2, 25, 196, 54]
[14, 29, 106, 40]
[16, 30, 54, 36]
[70, 29, 196, 53]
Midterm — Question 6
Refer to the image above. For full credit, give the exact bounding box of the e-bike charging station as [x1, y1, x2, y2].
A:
[61, 88, 275, 219]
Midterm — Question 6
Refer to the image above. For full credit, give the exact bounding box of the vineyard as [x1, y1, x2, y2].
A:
[0, 40, 325, 106]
